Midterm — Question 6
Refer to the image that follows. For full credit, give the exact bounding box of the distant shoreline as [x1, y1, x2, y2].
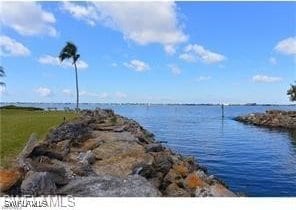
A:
[1, 102, 295, 107]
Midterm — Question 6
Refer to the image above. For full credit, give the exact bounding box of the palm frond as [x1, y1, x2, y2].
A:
[59, 42, 78, 63]
[0, 66, 6, 77]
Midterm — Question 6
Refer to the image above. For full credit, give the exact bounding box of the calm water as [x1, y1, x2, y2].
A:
[3, 103, 296, 196]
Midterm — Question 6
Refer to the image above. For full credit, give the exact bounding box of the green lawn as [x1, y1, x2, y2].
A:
[0, 109, 77, 167]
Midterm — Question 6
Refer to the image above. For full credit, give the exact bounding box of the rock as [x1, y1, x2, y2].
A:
[164, 183, 191, 197]
[195, 183, 236, 197]
[72, 163, 96, 177]
[58, 175, 161, 197]
[153, 154, 173, 174]
[81, 137, 103, 151]
[132, 164, 157, 179]
[208, 183, 236, 197]
[92, 153, 153, 177]
[30, 144, 64, 160]
[173, 162, 190, 178]
[21, 172, 57, 196]
[163, 169, 182, 184]
[0, 168, 23, 192]
[92, 139, 153, 177]
[145, 143, 164, 153]
[46, 122, 91, 143]
[78, 150, 96, 165]
[29, 162, 69, 185]
[92, 139, 145, 160]
[113, 125, 126, 132]
[235, 110, 296, 130]
[195, 187, 212, 197]
[17, 134, 38, 170]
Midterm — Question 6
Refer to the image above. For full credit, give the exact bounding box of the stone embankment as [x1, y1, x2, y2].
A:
[235, 110, 296, 130]
[1, 109, 236, 197]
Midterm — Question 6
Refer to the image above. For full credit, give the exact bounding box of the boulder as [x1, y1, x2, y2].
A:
[77, 150, 96, 165]
[164, 183, 191, 197]
[30, 144, 64, 160]
[163, 169, 182, 184]
[91, 131, 138, 143]
[145, 143, 164, 153]
[132, 164, 157, 179]
[153, 154, 173, 174]
[17, 134, 38, 170]
[58, 175, 161, 197]
[46, 122, 90, 143]
[195, 183, 236, 197]
[29, 162, 69, 185]
[0, 168, 23, 192]
[172, 162, 190, 178]
[21, 172, 57, 196]
[71, 163, 96, 177]
[208, 183, 236, 197]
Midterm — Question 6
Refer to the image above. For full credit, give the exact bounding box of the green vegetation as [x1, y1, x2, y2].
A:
[0, 109, 76, 167]
[0, 105, 44, 111]
[59, 42, 81, 110]
[287, 82, 296, 102]
[110, 116, 117, 125]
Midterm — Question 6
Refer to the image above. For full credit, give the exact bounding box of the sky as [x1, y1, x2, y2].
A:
[0, 1, 296, 104]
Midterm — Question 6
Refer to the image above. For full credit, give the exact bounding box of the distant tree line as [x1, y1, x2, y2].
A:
[287, 81, 296, 102]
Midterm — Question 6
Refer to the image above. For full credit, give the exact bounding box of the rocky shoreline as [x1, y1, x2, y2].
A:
[234, 110, 296, 130]
[0, 109, 236, 197]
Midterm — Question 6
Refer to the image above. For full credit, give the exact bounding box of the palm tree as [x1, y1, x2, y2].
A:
[287, 81, 296, 102]
[59, 42, 80, 110]
[0, 66, 6, 86]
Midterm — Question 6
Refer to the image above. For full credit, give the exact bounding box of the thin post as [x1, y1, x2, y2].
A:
[221, 104, 224, 118]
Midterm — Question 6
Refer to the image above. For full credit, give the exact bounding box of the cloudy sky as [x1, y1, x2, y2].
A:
[0, 1, 295, 104]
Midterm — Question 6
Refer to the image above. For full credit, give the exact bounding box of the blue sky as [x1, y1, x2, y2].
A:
[0, 1, 295, 104]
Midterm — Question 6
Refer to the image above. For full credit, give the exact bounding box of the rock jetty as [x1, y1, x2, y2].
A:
[235, 110, 296, 130]
[1, 109, 235, 197]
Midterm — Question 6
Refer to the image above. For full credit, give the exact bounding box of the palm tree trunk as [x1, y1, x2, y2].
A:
[74, 63, 79, 110]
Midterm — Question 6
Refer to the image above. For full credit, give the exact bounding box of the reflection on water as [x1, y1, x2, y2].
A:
[289, 130, 296, 147]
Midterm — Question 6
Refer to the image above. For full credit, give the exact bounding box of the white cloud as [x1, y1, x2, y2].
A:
[0, 86, 6, 96]
[35, 87, 52, 97]
[269, 57, 277, 65]
[0, 35, 30, 57]
[0, 2, 57, 36]
[111, 62, 118, 67]
[179, 53, 195, 62]
[252, 75, 282, 83]
[99, 92, 109, 99]
[196, 76, 211, 81]
[38, 55, 88, 69]
[60, 2, 98, 26]
[274, 37, 296, 55]
[80, 90, 98, 97]
[168, 64, 181, 76]
[61, 2, 187, 53]
[115, 91, 127, 99]
[124, 59, 150, 72]
[80, 91, 108, 99]
[180, 44, 226, 64]
[62, 89, 73, 97]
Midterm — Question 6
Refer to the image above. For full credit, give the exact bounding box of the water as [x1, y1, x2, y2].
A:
[2, 103, 296, 196]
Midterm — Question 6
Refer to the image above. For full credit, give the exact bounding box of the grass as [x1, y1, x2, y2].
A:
[0, 109, 77, 167]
